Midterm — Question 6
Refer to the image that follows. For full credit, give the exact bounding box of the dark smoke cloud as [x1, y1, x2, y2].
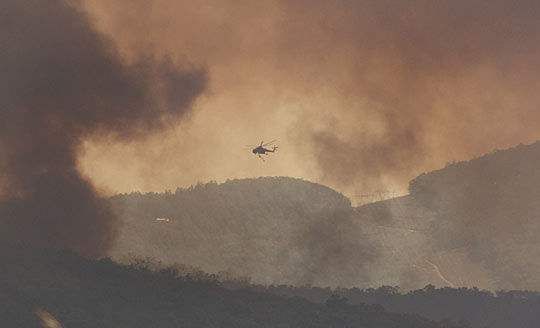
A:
[0, 0, 206, 257]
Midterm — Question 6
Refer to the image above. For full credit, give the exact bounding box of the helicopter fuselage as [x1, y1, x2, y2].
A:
[252, 146, 276, 155]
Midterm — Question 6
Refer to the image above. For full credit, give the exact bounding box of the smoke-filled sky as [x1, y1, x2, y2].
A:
[20, 0, 540, 202]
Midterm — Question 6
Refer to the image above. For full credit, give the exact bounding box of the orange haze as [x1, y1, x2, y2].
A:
[80, 0, 540, 202]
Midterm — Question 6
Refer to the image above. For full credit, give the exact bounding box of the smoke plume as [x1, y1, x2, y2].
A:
[0, 0, 206, 257]
[284, 0, 540, 194]
[78, 0, 540, 202]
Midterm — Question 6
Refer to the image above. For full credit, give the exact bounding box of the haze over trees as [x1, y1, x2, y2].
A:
[4, 141, 540, 326]
[110, 177, 377, 287]
[359, 142, 540, 291]
[2, 141, 540, 327]
[111, 141, 540, 292]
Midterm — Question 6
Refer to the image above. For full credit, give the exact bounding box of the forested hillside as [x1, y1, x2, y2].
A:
[240, 283, 540, 328]
[0, 246, 463, 328]
[355, 142, 540, 291]
[109, 177, 377, 287]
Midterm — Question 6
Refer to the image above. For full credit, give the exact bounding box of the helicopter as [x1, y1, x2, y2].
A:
[246, 139, 278, 161]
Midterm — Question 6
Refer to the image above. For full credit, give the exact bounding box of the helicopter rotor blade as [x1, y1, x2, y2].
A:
[262, 139, 278, 146]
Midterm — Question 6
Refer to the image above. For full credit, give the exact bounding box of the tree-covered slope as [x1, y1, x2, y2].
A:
[0, 246, 462, 328]
[355, 141, 540, 291]
[109, 177, 376, 287]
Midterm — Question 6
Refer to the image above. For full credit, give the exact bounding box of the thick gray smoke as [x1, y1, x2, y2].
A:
[0, 0, 206, 257]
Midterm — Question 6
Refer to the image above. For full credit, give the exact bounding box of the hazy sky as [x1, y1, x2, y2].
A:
[79, 0, 540, 202]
